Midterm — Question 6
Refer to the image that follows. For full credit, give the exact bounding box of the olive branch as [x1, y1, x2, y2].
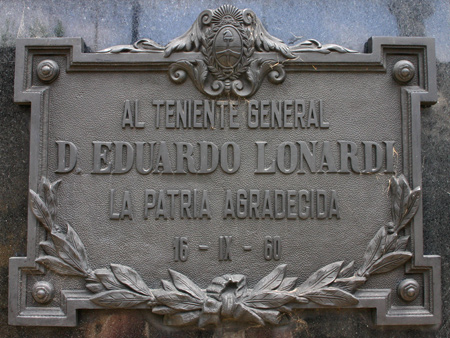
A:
[29, 174, 419, 327]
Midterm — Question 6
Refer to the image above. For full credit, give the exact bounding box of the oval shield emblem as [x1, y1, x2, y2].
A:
[214, 25, 242, 68]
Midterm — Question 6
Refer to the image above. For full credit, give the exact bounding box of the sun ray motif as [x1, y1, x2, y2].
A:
[98, 5, 357, 97]
[211, 4, 243, 24]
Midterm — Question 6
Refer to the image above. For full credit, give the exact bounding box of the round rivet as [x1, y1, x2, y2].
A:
[393, 60, 415, 83]
[32, 281, 55, 304]
[398, 278, 420, 302]
[37, 60, 60, 83]
[41, 65, 51, 75]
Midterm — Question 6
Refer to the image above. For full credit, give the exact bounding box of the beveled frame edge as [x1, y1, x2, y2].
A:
[9, 36, 441, 327]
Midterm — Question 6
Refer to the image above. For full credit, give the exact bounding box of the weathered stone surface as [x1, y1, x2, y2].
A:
[0, 0, 449, 336]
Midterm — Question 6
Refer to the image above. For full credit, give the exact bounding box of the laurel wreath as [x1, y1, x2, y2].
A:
[29, 175, 419, 327]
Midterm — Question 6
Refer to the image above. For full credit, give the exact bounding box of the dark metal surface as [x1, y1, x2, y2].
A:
[2, 6, 448, 337]
[10, 6, 441, 327]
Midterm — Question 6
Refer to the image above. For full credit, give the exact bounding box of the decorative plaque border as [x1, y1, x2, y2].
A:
[9, 5, 441, 328]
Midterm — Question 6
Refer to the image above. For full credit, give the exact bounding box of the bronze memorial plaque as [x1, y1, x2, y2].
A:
[9, 5, 441, 328]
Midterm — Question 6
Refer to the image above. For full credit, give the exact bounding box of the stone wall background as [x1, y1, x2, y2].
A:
[0, 0, 449, 337]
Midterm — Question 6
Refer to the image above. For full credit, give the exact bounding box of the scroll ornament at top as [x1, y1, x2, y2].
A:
[100, 5, 357, 97]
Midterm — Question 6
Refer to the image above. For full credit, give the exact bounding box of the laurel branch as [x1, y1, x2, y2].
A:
[29, 175, 419, 327]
